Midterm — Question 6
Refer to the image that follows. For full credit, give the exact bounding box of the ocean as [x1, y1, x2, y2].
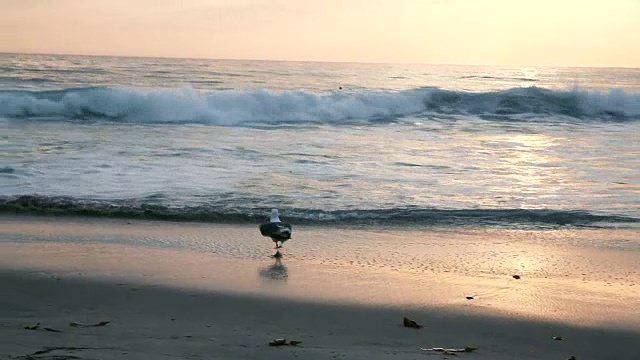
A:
[1, 53, 639, 230]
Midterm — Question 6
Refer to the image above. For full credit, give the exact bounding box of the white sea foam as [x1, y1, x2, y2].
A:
[1, 86, 638, 125]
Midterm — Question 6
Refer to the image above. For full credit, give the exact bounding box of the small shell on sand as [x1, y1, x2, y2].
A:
[269, 338, 288, 346]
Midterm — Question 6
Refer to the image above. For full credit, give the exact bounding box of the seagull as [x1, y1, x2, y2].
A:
[259, 209, 292, 249]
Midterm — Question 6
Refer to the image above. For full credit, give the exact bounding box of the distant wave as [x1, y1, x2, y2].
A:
[459, 75, 538, 82]
[1, 195, 637, 228]
[1, 86, 639, 125]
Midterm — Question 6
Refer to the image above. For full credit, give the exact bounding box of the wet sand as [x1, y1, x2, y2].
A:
[1, 215, 639, 359]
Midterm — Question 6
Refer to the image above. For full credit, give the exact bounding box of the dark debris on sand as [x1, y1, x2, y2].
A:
[268, 338, 302, 347]
[69, 321, 110, 328]
[12, 346, 95, 360]
[403, 317, 423, 329]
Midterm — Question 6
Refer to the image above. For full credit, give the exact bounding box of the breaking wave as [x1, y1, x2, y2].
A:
[1, 86, 638, 125]
[1, 195, 637, 229]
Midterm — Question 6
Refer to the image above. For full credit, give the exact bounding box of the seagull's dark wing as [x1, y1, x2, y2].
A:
[259, 222, 292, 240]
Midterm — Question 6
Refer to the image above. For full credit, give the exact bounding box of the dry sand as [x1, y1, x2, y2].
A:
[1, 215, 639, 359]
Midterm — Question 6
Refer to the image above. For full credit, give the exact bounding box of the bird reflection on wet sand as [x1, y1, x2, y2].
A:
[258, 255, 289, 281]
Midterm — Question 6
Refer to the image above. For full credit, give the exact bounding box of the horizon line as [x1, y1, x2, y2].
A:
[2, 51, 639, 70]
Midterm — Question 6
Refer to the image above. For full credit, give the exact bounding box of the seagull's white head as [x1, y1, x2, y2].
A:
[270, 208, 281, 223]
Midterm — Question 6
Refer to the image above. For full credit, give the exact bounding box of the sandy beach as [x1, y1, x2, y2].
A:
[1, 215, 639, 360]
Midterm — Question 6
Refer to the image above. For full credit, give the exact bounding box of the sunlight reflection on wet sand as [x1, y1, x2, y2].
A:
[1, 216, 639, 330]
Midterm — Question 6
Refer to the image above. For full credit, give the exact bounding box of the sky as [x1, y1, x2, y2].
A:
[1, 0, 639, 67]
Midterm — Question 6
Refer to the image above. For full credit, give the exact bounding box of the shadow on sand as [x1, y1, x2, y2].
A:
[258, 255, 289, 281]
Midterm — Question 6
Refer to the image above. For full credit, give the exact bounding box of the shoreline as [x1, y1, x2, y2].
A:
[2, 205, 639, 230]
